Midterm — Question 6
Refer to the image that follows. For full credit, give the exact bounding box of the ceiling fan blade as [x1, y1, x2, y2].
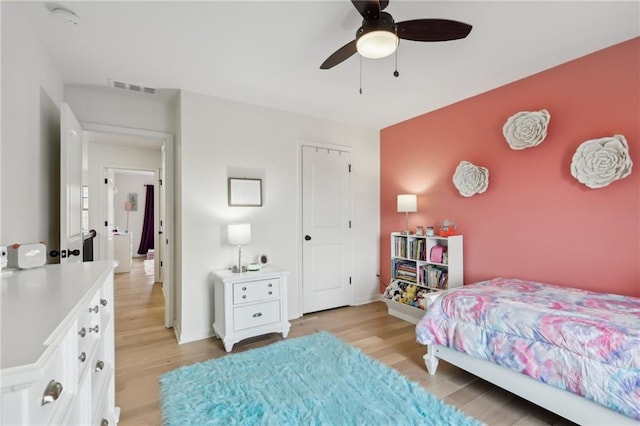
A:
[397, 19, 472, 42]
[320, 40, 358, 69]
[351, 0, 380, 20]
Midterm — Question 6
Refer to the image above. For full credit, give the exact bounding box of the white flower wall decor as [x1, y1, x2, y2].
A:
[570, 134, 633, 189]
[503, 109, 551, 150]
[452, 161, 489, 197]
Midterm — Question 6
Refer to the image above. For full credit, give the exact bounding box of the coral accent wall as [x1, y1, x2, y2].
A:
[380, 38, 640, 297]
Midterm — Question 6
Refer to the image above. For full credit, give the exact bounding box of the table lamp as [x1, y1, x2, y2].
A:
[397, 194, 417, 234]
[228, 223, 251, 273]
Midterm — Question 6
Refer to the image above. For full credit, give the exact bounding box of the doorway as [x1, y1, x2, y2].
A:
[83, 123, 175, 330]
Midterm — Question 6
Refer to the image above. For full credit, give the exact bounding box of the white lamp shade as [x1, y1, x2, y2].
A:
[228, 223, 251, 245]
[397, 194, 417, 213]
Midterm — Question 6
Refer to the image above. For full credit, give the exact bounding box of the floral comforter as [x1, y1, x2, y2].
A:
[415, 278, 640, 420]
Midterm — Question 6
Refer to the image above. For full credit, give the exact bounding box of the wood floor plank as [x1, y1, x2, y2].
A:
[114, 258, 574, 425]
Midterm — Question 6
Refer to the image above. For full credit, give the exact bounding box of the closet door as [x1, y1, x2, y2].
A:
[301, 145, 352, 313]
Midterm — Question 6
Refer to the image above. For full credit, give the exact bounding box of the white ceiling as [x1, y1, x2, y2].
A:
[15, 1, 640, 130]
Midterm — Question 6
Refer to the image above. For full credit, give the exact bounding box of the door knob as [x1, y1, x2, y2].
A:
[304, 235, 312, 241]
[69, 249, 80, 256]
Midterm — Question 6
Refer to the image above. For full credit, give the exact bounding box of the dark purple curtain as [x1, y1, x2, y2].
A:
[138, 185, 154, 255]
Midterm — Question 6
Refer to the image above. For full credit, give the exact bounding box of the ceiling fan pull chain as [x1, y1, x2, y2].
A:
[359, 56, 363, 94]
[394, 48, 399, 78]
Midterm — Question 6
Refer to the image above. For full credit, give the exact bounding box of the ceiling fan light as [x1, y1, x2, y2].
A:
[356, 30, 398, 59]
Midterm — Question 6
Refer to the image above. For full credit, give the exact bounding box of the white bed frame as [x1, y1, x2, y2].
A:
[424, 345, 638, 425]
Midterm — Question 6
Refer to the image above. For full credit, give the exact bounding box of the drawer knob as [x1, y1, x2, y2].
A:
[268, 283, 273, 287]
[89, 325, 99, 333]
[78, 327, 86, 338]
[101, 419, 109, 426]
[79, 352, 86, 362]
[242, 295, 247, 299]
[89, 305, 99, 313]
[252, 312, 263, 318]
[100, 298, 108, 307]
[268, 291, 273, 295]
[41, 380, 63, 405]
[95, 360, 105, 372]
[242, 286, 247, 291]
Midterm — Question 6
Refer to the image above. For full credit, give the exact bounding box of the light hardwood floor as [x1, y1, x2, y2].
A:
[115, 259, 574, 425]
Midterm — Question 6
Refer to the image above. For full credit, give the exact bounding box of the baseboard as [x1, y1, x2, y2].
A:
[352, 294, 380, 306]
[177, 328, 214, 345]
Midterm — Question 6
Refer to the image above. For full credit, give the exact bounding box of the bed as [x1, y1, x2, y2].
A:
[415, 278, 640, 425]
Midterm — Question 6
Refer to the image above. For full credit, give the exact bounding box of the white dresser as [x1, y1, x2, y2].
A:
[212, 268, 290, 352]
[113, 233, 133, 273]
[1, 262, 119, 425]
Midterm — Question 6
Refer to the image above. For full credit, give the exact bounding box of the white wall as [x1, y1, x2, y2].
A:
[1, 3, 64, 250]
[179, 91, 380, 343]
[65, 86, 177, 134]
[86, 142, 161, 260]
[113, 171, 155, 255]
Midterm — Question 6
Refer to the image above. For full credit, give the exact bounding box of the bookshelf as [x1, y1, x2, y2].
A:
[382, 232, 463, 323]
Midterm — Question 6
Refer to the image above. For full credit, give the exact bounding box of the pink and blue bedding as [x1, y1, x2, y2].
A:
[415, 278, 640, 420]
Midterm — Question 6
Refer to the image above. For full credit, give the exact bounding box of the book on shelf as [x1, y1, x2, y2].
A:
[422, 265, 448, 289]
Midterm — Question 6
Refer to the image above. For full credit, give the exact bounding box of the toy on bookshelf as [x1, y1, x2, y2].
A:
[437, 220, 457, 237]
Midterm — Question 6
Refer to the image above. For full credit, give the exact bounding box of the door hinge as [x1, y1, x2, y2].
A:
[349, 220, 351, 229]
[104, 221, 108, 226]
[166, 239, 169, 245]
[104, 178, 108, 184]
[160, 261, 163, 267]
[160, 220, 163, 226]
[348, 164, 352, 173]
[349, 276, 352, 285]
[159, 179, 163, 186]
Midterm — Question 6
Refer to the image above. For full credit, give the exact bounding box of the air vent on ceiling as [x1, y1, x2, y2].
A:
[108, 79, 156, 95]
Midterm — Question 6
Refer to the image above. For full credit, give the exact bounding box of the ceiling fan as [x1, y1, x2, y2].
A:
[320, 0, 472, 70]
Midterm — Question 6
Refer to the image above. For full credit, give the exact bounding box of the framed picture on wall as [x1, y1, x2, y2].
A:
[228, 178, 262, 207]
[127, 193, 138, 211]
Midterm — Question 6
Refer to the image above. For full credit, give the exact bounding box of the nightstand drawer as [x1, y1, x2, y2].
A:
[233, 300, 280, 331]
[233, 278, 280, 304]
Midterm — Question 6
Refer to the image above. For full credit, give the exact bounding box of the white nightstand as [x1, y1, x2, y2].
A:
[212, 268, 290, 352]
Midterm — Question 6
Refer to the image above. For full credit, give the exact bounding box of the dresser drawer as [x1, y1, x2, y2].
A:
[233, 278, 280, 305]
[233, 300, 280, 331]
[1, 325, 76, 426]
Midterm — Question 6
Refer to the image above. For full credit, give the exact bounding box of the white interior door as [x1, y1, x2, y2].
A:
[60, 103, 83, 263]
[157, 164, 164, 282]
[104, 169, 116, 263]
[302, 145, 352, 313]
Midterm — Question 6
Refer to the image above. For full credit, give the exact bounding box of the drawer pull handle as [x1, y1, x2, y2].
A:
[89, 325, 99, 333]
[79, 352, 86, 362]
[100, 299, 108, 307]
[89, 305, 99, 313]
[78, 327, 86, 338]
[268, 291, 273, 295]
[242, 295, 247, 299]
[95, 360, 105, 372]
[268, 283, 273, 287]
[252, 312, 263, 318]
[242, 287, 247, 291]
[101, 419, 109, 426]
[41, 380, 63, 405]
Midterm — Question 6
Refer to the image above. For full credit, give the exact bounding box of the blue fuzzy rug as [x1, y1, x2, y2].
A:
[159, 332, 480, 425]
